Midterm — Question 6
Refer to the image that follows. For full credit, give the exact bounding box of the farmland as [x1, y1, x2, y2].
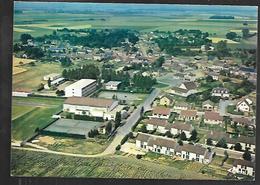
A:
[12, 97, 64, 141]
[11, 149, 215, 179]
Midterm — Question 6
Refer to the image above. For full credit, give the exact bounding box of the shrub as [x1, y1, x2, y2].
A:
[136, 154, 142, 159]
[120, 134, 129, 145]
[116, 145, 121, 151]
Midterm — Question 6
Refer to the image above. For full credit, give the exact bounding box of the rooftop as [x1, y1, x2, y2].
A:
[105, 81, 122, 86]
[204, 111, 223, 121]
[167, 121, 193, 132]
[64, 97, 115, 108]
[145, 118, 168, 127]
[65, 79, 96, 89]
[233, 159, 255, 168]
[180, 110, 197, 117]
[152, 106, 171, 115]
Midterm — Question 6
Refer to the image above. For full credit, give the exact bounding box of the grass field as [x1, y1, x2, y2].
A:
[11, 149, 215, 179]
[12, 97, 64, 141]
[37, 135, 110, 155]
[12, 62, 63, 91]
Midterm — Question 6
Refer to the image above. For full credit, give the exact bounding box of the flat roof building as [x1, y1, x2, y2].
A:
[65, 79, 97, 97]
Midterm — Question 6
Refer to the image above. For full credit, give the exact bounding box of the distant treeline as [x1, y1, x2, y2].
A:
[209, 15, 234, 19]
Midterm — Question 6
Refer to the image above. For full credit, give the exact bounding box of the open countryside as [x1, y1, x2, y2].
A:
[11, 2, 257, 180]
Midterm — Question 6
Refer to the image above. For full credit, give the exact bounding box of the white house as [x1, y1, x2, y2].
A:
[170, 81, 197, 97]
[202, 100, 217, 111]
[65, 79, 97, 97]
[151, 107, 171, 119]
[236, 98, 253, 113]
[231, 159, 255, 177]
[63, 97, 119, 120]
[145, 118, 168, 133]
[211, 87, 230, 98]
[204, 111, 223, 125]
[105, 81, 122, 91]
[12, 88, 32, 97]
[167, 121, 193, 138]
[173, 102, 190, 111]
[208, 72, 219, 81]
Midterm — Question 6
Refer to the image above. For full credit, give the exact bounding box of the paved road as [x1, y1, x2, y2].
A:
[101, 88, 160, 155]
[219, 99, 233, 116]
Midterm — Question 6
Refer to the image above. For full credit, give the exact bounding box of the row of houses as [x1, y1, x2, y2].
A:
[206, 131, 255, 153]
[136, 132, 214, 164]
[145, 118, 193, 138]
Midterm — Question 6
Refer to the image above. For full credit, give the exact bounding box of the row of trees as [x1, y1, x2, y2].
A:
[101, 68, 130, 89]
[62, 64, 100, 80]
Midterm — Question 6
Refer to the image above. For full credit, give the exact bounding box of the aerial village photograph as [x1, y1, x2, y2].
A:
[11, 1, 257, 180]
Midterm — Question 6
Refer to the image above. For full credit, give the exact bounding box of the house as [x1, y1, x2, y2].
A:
[63, 97, 119, 120]
[211, 87, 230, 98]
[231, 159, 255, 177]
[208, 72, 219, 81]
[105, 81, 121, 91]
[43, 73, 61, 81]
[170, 81, 197, 97]
[205, 131, 255, 152]
[202, 100, 217, 111]
[98, 121, 115, 135]
[175, 143, 213, 164]
[231, 117, 253, 127]
[204, 111, 223, 125]
[179, 110, 198, 121]
[236, 98, 253, 113]
[167, 121, 193, 138]
[173, 102, 190, 111]
[135, 133, 213, 164]
[159, 94, 174, 107]
[65, 79, 97, 97]
[151, 107, 171, 119]
[145, 118, 168, 133]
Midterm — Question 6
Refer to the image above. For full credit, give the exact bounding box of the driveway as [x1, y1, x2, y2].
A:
[219, 99, 234, 116]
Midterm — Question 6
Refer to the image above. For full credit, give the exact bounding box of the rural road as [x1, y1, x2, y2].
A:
[100, 88, 161, 155]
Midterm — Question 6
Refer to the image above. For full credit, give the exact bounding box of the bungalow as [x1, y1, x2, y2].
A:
[211, 87, 230, 98]
[135, 133, 213, 164]
[173, 102, 190, 111]
[166, 121, 193, 138]
[170, 81, 197, 97]
[63, 97, 119, 121]
[236, 98, 253, 113]
[145, 118, 168, 133]
[202, 100, 217, 111]
[231, 117, 253, 127]
[98, 121, 115, 135]
[151, 107, 171, 119]
[105, 81, 122, 91]
[179, 110, 198, 121]
[231, 159, 255, 177]
[206, 131, 255, 152]
[208, 72, 219, 81]
[159, 94, 174, 107]
[175, 143, 213, 164]
[204, 111, 223, 125]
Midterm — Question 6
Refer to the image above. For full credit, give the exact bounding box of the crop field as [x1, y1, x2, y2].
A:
[208, 37, 239, 44]
[11, 149, 215, 179]
[14, 10, 257, 44]
[12, 97, 64, 141]
[12, 62, 63, 91]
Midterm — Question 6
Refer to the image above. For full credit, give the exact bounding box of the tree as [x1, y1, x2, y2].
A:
[221, 150, 229, 166]
[242, 28, 250, 39]
[20, 33, 33, 44]
[105, 121, 113, 134]
[189, 129, 198, 141]
[180, 132, 187, 141]
[216, 138, 227, 148]
[60, 57, 72, 67]
[234, 143, 242, 151]
[115, 111, 121, 128]
[128, 132, 134, 139]
[178, 140, 183, 146]
[47, 78, 51, 87]
[205, 75, 214, 82]
[140, 124, 148, 133]
[56, 90, 65, 96]
[115, 145, 121, 151]
[226, 32, 237, 40]
[165, 131, 173, 138]
[206, 138, 213, 145]
[140, 106, 144, 116]
[153, 56, 165, 68]
[37, 83, 44, 91]
[243, 148, 252, 161]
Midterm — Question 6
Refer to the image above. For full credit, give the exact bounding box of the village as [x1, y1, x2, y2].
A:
[11, 5, 257, 180]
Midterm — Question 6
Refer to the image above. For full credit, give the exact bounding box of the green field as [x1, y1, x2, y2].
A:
[11, 149, 215, 179]
[12, 97, 64, 141]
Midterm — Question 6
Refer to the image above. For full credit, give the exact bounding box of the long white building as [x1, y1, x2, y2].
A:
[63, 97, 119, 120]
[65, 79, 97, 97]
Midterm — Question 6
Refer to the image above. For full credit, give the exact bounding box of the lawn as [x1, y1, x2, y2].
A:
[11, 97, 64, 141]
[11, 149, 216, 179]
